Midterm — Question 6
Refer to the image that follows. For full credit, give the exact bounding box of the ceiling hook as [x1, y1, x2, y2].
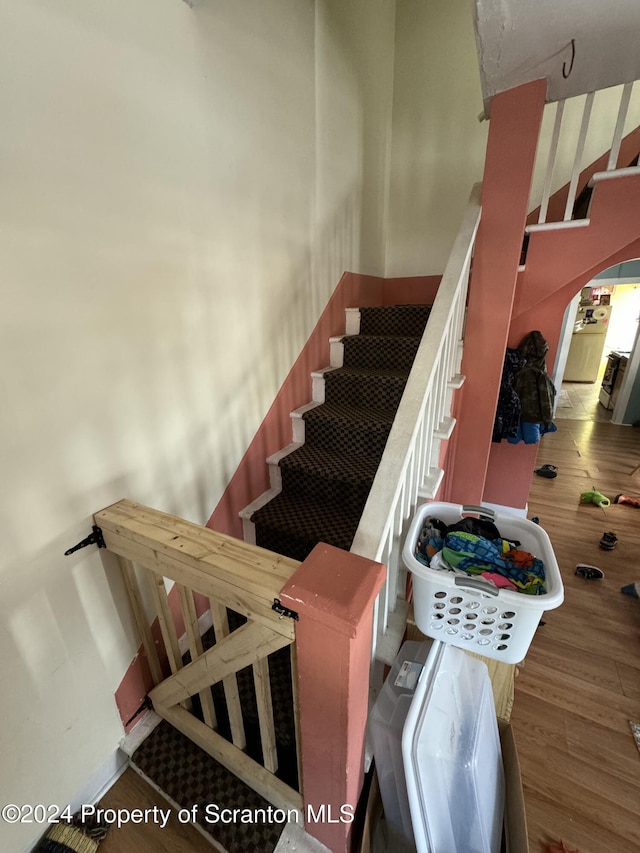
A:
[562, 38, 576, 79]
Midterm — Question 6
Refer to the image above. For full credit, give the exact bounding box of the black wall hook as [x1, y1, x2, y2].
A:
[562, 39, 576, 78]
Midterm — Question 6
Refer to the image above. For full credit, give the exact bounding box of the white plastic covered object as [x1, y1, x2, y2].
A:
[369, 640, 434, 844]
[402, 642, 505, 853]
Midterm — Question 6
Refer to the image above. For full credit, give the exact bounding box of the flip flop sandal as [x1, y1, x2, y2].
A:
[575, 564, 605, 580]
[599, 531, 618, 550]
[534, 464, 558, 479]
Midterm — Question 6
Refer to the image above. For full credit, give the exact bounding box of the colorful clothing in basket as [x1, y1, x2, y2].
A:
[442, 531, 546, 595]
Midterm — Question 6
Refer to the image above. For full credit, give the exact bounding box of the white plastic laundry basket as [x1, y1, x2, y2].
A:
[402, 503, 564, 664]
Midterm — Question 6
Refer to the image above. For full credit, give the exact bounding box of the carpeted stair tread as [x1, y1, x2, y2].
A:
[278, 444, 379, 510]
[303, 401, 394, 457]
[280, 443, 380, 485]
[327, 364, 411, 381]
[341, 333, 423, 372]
[358, 304, 432, 337]
[251, 490, 363, 560]
[323, 365, 410, 413]
[304, 399, 395, 427]
[131, 720, 285, 853]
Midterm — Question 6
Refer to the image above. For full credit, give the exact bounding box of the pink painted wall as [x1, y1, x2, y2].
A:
[446, 80, 547, 507]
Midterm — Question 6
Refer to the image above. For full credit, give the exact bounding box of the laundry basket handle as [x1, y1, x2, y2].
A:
[454, 576, 500, 597]
[461, 504, 496, 520]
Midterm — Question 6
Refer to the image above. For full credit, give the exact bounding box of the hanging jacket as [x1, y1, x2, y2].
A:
[492, 348, 526, 442]
[514, 331, 556, 426]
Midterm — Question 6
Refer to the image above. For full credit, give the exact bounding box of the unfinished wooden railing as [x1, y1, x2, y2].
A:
[96, 499, 302, 811]
[350, 184, 482, 668]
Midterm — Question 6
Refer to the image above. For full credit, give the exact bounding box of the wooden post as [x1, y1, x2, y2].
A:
[280, 543, 386, 853]
[446, 78, 547, 507]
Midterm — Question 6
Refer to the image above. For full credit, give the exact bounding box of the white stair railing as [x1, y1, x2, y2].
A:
[533, 80, 640, 225]
[349, 183, 482, 666]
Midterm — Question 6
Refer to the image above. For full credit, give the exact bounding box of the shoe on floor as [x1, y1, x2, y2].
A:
[614, 493, 640, 508]
[534, 464, 558, 479]
[599, 531, 618, 550]
[575, 564, 605, 580]
[580, 490, 611, 507]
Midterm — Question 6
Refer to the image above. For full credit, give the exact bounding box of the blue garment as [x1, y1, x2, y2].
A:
[507, 421, 557, 445]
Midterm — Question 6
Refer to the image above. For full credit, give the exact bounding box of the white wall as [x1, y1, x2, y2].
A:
[385, 0, 489, 275]
[0, 1, 395, 849]
[605, 284, 640, 352]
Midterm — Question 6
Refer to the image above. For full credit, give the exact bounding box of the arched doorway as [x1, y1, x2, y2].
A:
[554, 259, 640, 424]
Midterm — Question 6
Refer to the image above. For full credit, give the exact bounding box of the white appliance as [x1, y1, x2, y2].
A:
[564, 303, 612, 382]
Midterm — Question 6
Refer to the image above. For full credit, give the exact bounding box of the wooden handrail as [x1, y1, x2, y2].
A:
[96, 499, 299, 638]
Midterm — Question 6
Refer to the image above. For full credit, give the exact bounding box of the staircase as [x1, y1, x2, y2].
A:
[240, 304, 433, 563]
[108, 191, 480, 853]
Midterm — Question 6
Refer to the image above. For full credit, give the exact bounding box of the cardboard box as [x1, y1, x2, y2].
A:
[499, 720, 530, 853]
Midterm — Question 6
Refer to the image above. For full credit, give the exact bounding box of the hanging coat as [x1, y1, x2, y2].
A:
[492, 348, 526, 442]
[513, 331, 556, 427]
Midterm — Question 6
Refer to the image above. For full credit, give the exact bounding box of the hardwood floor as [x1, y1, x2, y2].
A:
[97, 768, 218, 853]
[511, 412, 640, 852]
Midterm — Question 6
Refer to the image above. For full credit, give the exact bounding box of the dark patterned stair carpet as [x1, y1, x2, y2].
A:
[131, 720, 286, 853]
[342, 334, 422, 372]
[303, 401, 394, 458]
[251, 304, 432, 561]
[249, 491, 363, 562]
[322, 365, 410, 413]
[359, 304, 432, 337]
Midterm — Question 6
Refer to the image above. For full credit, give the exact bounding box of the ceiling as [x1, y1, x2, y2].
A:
[473, 0, 640, 112]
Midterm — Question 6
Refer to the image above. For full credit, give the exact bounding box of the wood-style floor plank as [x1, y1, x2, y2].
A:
[511, 408, 640, 853]
[97, 769, 218, 853]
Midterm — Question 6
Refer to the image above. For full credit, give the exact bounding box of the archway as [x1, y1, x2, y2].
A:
[554, 259, 640, 425]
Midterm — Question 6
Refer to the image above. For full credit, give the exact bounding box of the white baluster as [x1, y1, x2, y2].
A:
[564, 92, 594, 221]
[539, 100, 565, 224]
[607, 82, 633, 171]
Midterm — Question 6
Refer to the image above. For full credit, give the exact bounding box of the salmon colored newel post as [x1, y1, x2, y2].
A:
[447, 78, 547, 507]
[280, 544, 386, 853]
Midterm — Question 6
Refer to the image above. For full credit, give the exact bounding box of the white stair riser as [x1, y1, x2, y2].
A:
[345, 307, 361, 336]
[329, 337, 344, 367]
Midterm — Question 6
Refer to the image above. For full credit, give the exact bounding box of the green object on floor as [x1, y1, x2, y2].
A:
[579, 489, 610, 507]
